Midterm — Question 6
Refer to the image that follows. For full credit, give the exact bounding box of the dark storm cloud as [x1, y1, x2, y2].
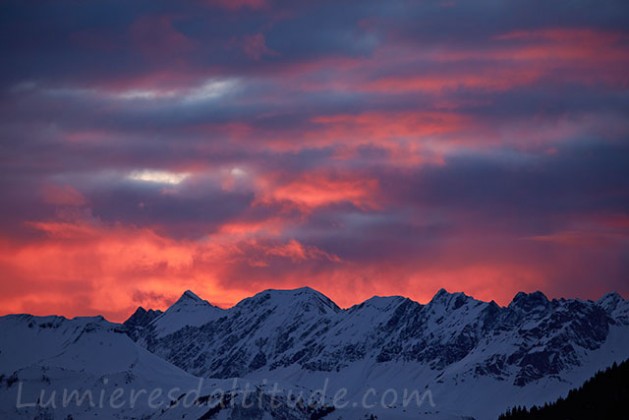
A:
[85, 180, 255, 239]
[380, 140, 629, 227]
[3, 0, 626, 87]
[270, 139, 629, 274]
[378, 0, 629, 44]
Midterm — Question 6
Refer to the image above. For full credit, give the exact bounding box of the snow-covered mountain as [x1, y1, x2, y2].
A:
[0, 314, 198, 419]
[0, 314, 335, 420]
[1, 287, 628, 419]
[125, 287, 629, 418]
[125, 290, 224, 343]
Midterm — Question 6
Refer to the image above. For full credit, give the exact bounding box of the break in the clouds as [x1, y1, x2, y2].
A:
[1, 0, 628, 321]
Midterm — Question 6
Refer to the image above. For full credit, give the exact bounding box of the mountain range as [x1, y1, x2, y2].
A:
[1, 287, 628, 419]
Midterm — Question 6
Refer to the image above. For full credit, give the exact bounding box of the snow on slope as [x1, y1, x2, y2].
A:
[2, 288, 628, 419]
[0, 314, 199, 419]
[0, 314, 338, 420]
[141, 287, 343, 378]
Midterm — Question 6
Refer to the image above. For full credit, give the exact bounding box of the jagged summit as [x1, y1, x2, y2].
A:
[430, 287, 471, 300]
[126, 290, 225, 339]
[171, 289, 214, 307]
[124, 306, 163, 331]
[512, 290, 549, 301]
[597, 291, 628, 324]
[428, 288, 476, 310]
[598, 291, 624, 308]
[509, 290, 550, 311]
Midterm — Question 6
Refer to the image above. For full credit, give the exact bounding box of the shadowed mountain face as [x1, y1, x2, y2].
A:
[125, 288, 628, 387]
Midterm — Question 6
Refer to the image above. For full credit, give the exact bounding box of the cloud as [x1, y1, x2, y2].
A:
[0, 0, 628, 320]
[254, 171, 380, 211]
[128, 170, 190, 185]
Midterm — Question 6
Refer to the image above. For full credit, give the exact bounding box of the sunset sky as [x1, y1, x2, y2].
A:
[1, 0, 628, 321]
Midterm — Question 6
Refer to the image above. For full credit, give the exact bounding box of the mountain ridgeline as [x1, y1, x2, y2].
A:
[124, 287, 628, 387]
[1, 287, 628, 419]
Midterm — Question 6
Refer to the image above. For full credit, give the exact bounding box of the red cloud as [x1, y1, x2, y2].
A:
[254, 171, 380, 211]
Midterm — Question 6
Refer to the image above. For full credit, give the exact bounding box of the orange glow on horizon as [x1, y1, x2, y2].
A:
[2, 209, 625, 322]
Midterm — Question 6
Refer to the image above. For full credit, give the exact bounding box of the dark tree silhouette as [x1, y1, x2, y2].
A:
[499, 359, 629, 419]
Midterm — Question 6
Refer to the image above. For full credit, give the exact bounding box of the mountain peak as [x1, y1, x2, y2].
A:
[238, 287, 341, 314]
[144, 290, 223, 338]
[250, 286, 328, 300]
[509, 291, 549, 312]
[429, 288, 473, 310]
[124, 306, 163, 330]
[512, 290, 548, 301]
[599, 291, 623, 302]
[434, 288, 450, 298]
[167, 289, 219, 310]
[598, 292, 624, 311]
[177, 289, 204, 303]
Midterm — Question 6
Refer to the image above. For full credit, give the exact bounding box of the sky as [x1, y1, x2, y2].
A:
[1, 0, 628, 321]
